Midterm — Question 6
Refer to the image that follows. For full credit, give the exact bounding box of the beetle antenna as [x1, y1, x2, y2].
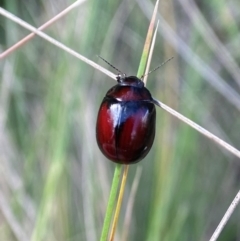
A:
[97, 55, 124, 75]
[141, 57, 174, 79]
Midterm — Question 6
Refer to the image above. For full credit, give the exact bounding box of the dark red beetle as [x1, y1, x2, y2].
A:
[96, 74, 156, 164]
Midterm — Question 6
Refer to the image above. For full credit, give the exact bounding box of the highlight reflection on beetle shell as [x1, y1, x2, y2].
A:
[96, 79, 156, 164]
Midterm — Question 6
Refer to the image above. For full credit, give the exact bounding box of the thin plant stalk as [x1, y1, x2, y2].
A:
[154, 99, 240, 159]
[0, 0, 86, 59]
[209, 190, 240, 241]
[109, 165, 129, 241]
[137, 0, 159, 78]
[100, 165, 122, 241]
[142, 19, 159, 83]
[0, 7, 116, 80]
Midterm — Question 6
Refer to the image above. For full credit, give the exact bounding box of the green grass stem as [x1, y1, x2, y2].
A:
[100, 164, 122, 241]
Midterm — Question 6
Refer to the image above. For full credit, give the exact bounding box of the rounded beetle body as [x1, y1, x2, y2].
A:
[96, 75, 156, 164]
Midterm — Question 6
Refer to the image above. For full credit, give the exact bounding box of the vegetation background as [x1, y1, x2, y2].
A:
[0, 0, 240, 240]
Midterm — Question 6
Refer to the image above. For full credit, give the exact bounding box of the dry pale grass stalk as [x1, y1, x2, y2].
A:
[0, 0, 86, 59]
[0, 7, 116, 80]
[154, 99, 240, 159]
[142, 20, 159, 84]
[209, 190, 240, 241]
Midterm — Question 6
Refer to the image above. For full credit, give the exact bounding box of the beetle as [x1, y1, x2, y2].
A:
[96, 73, 156, 164]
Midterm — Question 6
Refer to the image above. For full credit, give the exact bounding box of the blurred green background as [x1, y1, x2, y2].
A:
[1, 0, 240, 240]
